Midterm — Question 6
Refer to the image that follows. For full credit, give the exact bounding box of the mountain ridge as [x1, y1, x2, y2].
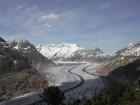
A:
[8, 38, 54, 67]
[36, 43, 109, 62]
[98, 41, 140, 76]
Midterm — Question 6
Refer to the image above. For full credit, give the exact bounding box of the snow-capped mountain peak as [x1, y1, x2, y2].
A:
[8, 38, 36, 51]
[119, 42, 140, 56]
[36, 43, 81, 59]
[36, 43, 108, 62]
[112, 41, 140, 57]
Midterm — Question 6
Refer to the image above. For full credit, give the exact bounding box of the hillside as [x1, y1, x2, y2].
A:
[98, 41, 140, 75]
[0, 37, 48, 101]
[8, 39, 54, 68]
[107, 58, 140, 85]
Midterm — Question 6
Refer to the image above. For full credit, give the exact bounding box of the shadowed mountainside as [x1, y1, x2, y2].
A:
[0, 37, 51, 101]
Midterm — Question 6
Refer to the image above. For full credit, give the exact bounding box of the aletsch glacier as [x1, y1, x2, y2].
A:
[2, 39, 140, 104]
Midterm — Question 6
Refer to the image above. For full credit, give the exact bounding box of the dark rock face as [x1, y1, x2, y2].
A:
[0, 37, 6, 42]
[0, 55, 14, 75]
[107, 59, 140, 85]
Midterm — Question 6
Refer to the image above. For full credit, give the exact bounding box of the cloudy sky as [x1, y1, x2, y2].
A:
[0, 0, 140, 53]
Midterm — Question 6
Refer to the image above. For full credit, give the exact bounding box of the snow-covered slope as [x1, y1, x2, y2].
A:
[36, 43, 109, 62]
[114, 42, 140, 56]
[111, 41, 140, 65]
[36, 43, 81, 60]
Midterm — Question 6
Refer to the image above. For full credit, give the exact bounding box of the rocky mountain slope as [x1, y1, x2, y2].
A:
[36, 43, 109, 62]
[0, 37, 49, 101]
[107, 58, 140, 85]
[98, 41, 140, 75]
[0, 37, 30, 74]
[8, 39, 54, 67]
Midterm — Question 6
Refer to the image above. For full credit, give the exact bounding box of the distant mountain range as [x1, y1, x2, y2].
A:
[36, 43, 80, 60]
[36, 42, 140, 64]
[36, 43, 110, 62]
